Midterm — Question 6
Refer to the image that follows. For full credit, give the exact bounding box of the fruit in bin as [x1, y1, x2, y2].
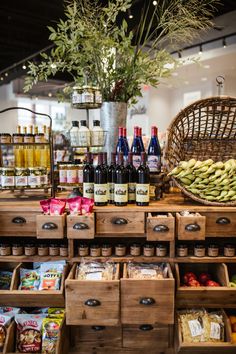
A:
[198, 273, 211, 285]
[188, 279, 201, 287]
[231, 274, 236, 284]
[230, 282, 236, 288]
[231, 332, 236, 344]
[183, 272, 197, 284]
[229, 316, 236, 325]
[205, 280, 220, 287]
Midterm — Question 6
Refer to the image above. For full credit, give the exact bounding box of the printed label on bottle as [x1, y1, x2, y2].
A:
[86, 272, 102, 280]
[83, 183, 94, 199]
[67, 170, 77, 184]
[108, 182, 115, 201]
[1, 176, 15, 187]
[94, 184, 108, 203]
[114, 184, 128, 203]
[28, 176, 40, 187]
[91, 131, 104, 146]
[132, 155, 141, 169]
[81, 92, 94, 104]
[59, 170, 67, 184]
[188, 320, 203, 337]
[78, 132, 90, 147]
[136, 184, 150, 203]
[40, 175, 48, 185]
[77, 169, 83, 183]
[147, 155, 161, 172]
[210, 322, 221, 340]
[15, 176, 28, 187]
[13, 136, 24, 143]
[128, 182, 136, 201]
[95, 91, 102, 104]
[72, 92, 82, 104]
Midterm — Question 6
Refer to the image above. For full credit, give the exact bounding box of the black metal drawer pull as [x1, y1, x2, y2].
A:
[12, 216, 26, 224]
[139, 297, 155, 306]
[42, 222, 58, 230]
[85, 299, 101, 307]
[91, 326, 106, 331]
[153, 224, 169, 233]
[185, 223, 200, 232]
[73, 222, 89, 230]
[112, 218, 128, 225]
[216, 217, 230, 225]
[139, 325, 153, 331]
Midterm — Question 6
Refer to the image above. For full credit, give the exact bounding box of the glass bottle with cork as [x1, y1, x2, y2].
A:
[13, 125, 24, 168]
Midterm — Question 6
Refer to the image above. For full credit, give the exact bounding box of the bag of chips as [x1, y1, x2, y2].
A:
[81, 197, 94, 215]
[38, 263, 64, 291]
[67, 197, 82, 216]
[0, 271, 12, 290]
[41, 317, 63, 354]
[49, 199, 66, 216]
[0, 313, 13, 351]
[19, 269, 40, 291]
[40, 199, 51, 215]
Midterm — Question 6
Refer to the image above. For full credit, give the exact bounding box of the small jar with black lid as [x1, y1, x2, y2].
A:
[49, 243, 60, 256]
[115, 244, 126, 257]
[224, 244, 235, 257]
[60, 243, 68, 257]
[78, 243, 89, 257]
[130, 243, 141, 257]
[194, 244, 205, 257]
[90, 244, 101, 257]
[156, 244, 167, 257]
[0, 243, 11, 256]
[101, 244, 112, 257]
[12, 243, 24, 256]
[25, 243, 36, 256]
[38, 243, 49, 256]
[207, 244, 219, 257]
[143, 243, 154, 257]
[177, 244, 188, 257]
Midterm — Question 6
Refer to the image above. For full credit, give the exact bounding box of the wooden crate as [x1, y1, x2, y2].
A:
[0, 211, 38, 237]
[201, 212, 236, 237]
[36, 214, 66, 239]
[175, 263, 236, 308]
[146, 213, 175, 241]
[122, 324, 170, 350]
[0, 262, 20, 292]
[96, 212, 145, 236]
[67, 214, 94, 239]
[121, 263, 174, 325]
[176, 310, 236, 354]
[0, 263, 69, 307]
[66, 263, 120, 326]
[4, 317, 69, 354]
[176, 212, 206, 240]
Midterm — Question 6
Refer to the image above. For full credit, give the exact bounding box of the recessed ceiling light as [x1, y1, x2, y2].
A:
[153, 0, 158, 5]
[172, 72, 178, 77]
[129, 14, 133, 19]
[5, 72, 8, 77]
[22, 64, 27, 70]
[201, 77, 207, 81]
[0, 77, 3, 81]
[203, 64, 210, 69]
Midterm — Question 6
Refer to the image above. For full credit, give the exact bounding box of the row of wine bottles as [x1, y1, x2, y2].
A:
[83, 151, 150, 206]
[116, 126, 161, 173]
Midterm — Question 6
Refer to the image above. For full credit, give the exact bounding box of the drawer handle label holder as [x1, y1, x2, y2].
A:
[12, 216, 26, 224]
[216, 217, 231, 225]
[140, 297, 156, 306]
[139, 324, 154, 331]
[85, 299, 101, 307]
[42, 222, 58, 230]
[153, 224, 169, 233]
[91, 326, 106, 331]
[185, 223, 200, 232]
[73, 222, 89, 230]
[112, 218, 128, 225]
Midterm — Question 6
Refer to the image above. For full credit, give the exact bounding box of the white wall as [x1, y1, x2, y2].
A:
[0, 83, 18, 133]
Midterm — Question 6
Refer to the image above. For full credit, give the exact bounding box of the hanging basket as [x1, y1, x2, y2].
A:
[165, 96, 236, 206]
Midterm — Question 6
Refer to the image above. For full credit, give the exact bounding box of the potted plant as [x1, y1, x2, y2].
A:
[24, 0, 219, 156]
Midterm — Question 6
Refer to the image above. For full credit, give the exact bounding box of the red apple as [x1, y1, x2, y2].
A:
[206, 280, 220, 287]
[198, 273, 211, 285]
[188, 279, 201, 287]
[183, 272, 197, 284]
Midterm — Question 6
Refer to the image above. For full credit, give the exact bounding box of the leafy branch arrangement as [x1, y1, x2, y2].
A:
[24, 0, 219, 103]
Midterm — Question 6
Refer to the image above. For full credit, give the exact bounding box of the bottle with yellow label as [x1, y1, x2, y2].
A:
[136, 152, 150, 206]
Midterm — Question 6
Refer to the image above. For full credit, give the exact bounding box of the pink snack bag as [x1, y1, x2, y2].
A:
[50, 199, 66, 215]
[40, 199, 51, 215]
[81, 197, 94, 215]
[67, 197, 82, 215]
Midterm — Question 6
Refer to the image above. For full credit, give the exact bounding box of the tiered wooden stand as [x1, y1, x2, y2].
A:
[0, 193, 236, 354]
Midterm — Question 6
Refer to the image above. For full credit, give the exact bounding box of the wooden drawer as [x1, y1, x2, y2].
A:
[66, 263, 120, 326]
[67, 214, 94, 239]
[36, 214, 66, 239]
[122, 324, 170, 349]
[147, 213, 175, 241]
[202, 212, 236, 237]
[0, 263, 69, 307]
[96, 212, 145, 235]
[176, 212, 206, 240]
[176, 310, 236, 354]
[121, 264, 174, 325]
[175, 263, 235, 308]
[0, 212, 38, 237]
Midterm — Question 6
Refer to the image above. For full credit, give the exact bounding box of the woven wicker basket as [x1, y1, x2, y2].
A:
[165, 96, 236, 206]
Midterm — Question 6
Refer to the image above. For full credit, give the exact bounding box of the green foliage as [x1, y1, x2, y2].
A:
[24, 0, 219, 103]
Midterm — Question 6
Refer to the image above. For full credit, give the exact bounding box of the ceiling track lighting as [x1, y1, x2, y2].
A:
[223, 38, 227, 48]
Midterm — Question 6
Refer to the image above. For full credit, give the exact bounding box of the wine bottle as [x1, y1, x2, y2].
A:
[108, 152, 116, 204]
[138, 127, 145, 152]
[147, 126, 161, 173]
[131, 126, 142, 169]
[83, 152, 94, 199]
[123, 127, 129, 164]
[116, 127, 126, 159]
[114, 152, 128, 206]
[126, 152, 136, 204]
[136, 152, 150, 206]
[94, 153, 108, 206]
[103, 152, 108, 172]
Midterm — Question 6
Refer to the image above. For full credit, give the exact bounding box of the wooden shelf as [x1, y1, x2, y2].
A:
[0, 255, 66, 262]
[71, 255, 172, 263]
[175, 256, 236, 263]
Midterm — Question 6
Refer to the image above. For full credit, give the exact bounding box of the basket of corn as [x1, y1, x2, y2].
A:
[166, 96, 236, 206]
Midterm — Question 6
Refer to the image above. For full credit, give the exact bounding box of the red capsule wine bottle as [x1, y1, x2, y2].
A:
[94, 152, 108, 206]
[131, 126, 142, 169]
[83, 152, 94, 199]
[114, 152, 128, 206]
[126, 152, 136, 204]
[136, 152, 150, 206]
[147, 126, 161, 173]
[108, 152, 116, 204]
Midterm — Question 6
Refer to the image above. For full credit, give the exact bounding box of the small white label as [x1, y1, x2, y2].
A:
[210, 322, 221, 340]
[108, 182, 115, 201]
[59, 170, 67, 184]
[86, 272, 102, 280]
[136, 184, 150, 203]
[40, 175, 48, 185]
[72, 92, 82, 104]
[67, 169, 77, 184]
[1, 176, 14, 187]
[132, 155, 141, 169]
[114, 184, 128, 203]
[81, 92, 94, 104]
[188, 320, 203, 337]
[83, 183, 94, 199]
[28, 176, 40, 187]
[94, 184, 108, 203]
[140, 269, 156, 276]
[147, 155, 161, 172]
[77, 169, 83, 183]
[15, 176, 28, 187]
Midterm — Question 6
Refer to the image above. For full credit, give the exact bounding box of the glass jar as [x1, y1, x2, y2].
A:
[24, 244, 36, 256]
[39, 167, 48, 187]
[0, 243, 11, 256]
[224, 244, 235, 257]
[100, 244, 112, 257]
[207, 244, 219, 257]
[49, 244, 60, 256]
[156, 244, 167, 257]
[71, 87, 83, 108]
[59, 163, 67, 186]
[78, 243, 89, 257]
[1, 168, 15, 189]
[143, 243, 154, 257]
[177, 244, 188, 257]
[90, 244, 101, 257]
[194, 244, 206, 257]
[12, 243, 24, 256]
[38, 243, 49, 256]
[60, 243, 68, 257]
[115, 244, 126, 257]
[0, 133, 11, 144]
[130, 243, 141, 257]
[66, 164, 78, 186]
[94, 87, 102, 107]
[28, 167, 43, 188]
[15, 168, 28, 188]
[81, 86, 94, 106]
